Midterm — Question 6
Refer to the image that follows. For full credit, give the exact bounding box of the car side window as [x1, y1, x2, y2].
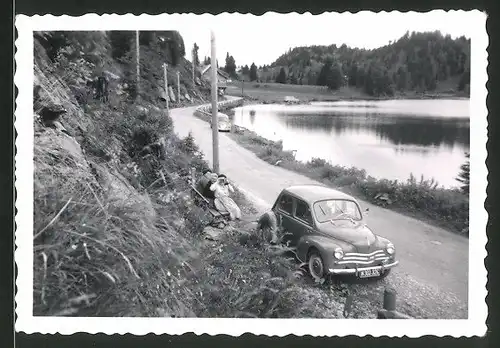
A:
[277, 194, 294, 215]
[295, 200, 313, 225]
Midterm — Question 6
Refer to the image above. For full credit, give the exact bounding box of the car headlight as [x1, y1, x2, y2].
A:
[334, 248, 344, 259]
[386, 243, 395, 255]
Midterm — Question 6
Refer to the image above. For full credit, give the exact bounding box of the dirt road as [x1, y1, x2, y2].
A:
[170, 99, 469, 319]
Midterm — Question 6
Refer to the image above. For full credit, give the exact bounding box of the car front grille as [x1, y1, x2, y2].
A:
[337, 249, 390, 265]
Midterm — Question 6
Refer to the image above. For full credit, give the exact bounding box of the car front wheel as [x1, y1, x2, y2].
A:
[308, 250, 325, 280]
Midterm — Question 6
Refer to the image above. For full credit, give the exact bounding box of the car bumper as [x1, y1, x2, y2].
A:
[328, 260, 399, 275]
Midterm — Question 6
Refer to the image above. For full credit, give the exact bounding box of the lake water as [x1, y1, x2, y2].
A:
[231, 99, 470, 188]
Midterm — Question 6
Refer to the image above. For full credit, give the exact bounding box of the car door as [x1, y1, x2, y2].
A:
[290, 199, 315, 245]
[273, 193, 295, 245]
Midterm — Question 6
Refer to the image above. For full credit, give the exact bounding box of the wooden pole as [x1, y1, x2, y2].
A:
[210, 30, 220, 173]
[177, 71, 181, 103]
[163, 63, 169, 114]
[192, 50, 195, 87]
[136, 30, 140, 97]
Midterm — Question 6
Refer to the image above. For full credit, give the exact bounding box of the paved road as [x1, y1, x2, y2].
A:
[170, 99, 469, 318]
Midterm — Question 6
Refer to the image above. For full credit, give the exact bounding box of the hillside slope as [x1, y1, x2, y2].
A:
[33, 30, 218, 316]
[32, 31, 366, 319]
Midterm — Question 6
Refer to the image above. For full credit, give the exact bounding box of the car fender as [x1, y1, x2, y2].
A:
[296, 234, 343, 265]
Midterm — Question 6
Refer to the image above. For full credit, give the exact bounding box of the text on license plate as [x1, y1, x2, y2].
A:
[359, 269, 380, 278]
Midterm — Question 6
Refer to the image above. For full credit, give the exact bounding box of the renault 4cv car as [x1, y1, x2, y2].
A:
[209, 112, 231, 132]
[257, 185, 399, 280]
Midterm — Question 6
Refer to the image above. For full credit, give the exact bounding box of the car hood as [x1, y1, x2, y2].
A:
[317, 220, 380, 253]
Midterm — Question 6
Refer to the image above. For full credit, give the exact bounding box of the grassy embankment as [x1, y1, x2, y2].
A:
[193, 101, 469, 236]
[225, 78, 469, 104]
[33, 31, 396, 319]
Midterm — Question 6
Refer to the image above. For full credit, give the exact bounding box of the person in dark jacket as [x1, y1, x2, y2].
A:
[195, 169, 216, 200]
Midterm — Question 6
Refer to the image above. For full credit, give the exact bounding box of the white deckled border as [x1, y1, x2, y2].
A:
[15, 11, 488, 337]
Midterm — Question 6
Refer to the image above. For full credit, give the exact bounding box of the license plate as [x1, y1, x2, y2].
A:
[359, 269, 380, 278]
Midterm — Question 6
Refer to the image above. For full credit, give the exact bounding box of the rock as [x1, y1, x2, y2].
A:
[39, 104, 67, 125]
[50, 121, 71, 136]
[157, 86, 167, 101]
[135, 105, 149, 117]
[168, 86, 176, 102]
[104, 70, 120, 81]
[184, 93, 192, 102]
[238, 231, 259, 247]
[203, 226, 223, 241]
[195, 77, 202, 86]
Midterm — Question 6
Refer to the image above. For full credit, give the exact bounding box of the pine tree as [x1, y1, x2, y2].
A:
[249, 63, 258, 81]
[242, 65, 250, 76]
[275, 67, 287, 84]
[191, 43, 200, 66]
[224, 53, 237, 77]
[456, 152, 470, 194]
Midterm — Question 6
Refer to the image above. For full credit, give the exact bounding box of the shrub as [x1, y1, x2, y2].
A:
[456, 152, 470, 194]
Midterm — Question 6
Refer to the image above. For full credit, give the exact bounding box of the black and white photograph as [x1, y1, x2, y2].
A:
[15, 11, 488, 337]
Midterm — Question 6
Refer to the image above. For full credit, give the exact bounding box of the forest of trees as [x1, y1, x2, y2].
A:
[261, 31, 470, 96]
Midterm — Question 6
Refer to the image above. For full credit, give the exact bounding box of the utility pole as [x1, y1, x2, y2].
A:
[136, 30, 140, 97]
[177, 71, 181, 103]
[163, 63, 169, 114]
[210, 30, 220, 173]
[192, 49, 195, 87]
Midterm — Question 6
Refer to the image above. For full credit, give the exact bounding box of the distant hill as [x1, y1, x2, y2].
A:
[255, 31, 470, 97]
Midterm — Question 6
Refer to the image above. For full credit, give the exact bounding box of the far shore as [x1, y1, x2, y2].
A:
[224, 82, 470, 105]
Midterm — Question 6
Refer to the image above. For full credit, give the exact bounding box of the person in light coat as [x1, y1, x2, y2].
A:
[210, 174, 242, 221]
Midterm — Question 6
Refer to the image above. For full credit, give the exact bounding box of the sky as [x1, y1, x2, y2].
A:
[166, 11, 479, 67]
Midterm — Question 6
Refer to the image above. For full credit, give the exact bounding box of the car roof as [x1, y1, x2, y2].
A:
[281, 184, 357, 204]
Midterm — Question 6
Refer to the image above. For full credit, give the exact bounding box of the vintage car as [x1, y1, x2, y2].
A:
[210, 112, 231, 132]
[257, 185, 399, 280]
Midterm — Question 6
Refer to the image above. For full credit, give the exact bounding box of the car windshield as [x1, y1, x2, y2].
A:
[218, 114, 229, 122]
[313, 199, 362, 223]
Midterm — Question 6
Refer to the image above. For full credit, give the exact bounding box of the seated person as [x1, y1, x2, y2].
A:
[202, 173, 218, 200]
[195, 169, 216, 200]
[210, 174, 241, 221]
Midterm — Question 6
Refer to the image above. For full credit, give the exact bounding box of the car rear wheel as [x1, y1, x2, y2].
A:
[307, 250, 325, 281]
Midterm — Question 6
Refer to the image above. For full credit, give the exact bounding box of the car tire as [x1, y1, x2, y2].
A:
[307, 249, 325, 281]
[257, 211, 278, 244]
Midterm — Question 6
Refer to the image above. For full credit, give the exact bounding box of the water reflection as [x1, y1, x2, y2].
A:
[232, 101, 470, 187]
[281, 114, 470, 148]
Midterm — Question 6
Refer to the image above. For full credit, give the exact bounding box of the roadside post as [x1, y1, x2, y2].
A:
[163, 63, 169, 114]
[177, 71, 181, 104]
[376, 287, 412, 319]
[136, 30, 140, 97]
[192, 50, 195, 87]
[343, 291, 353, 318]
[211, 30, 220, 173]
